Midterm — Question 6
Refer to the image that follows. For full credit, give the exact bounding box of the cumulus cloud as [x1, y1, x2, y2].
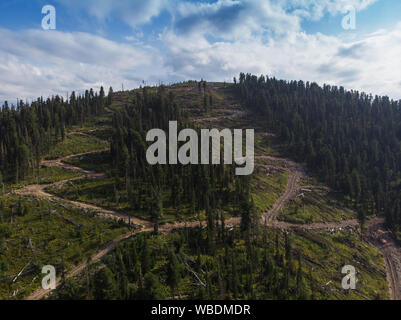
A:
[171, 0, 378, 39]
[173, 0, 301, 39]
[1, 0, 400, 102]
[160, 0, 401, 99]
[161, 20, 401, 99]
[0, 28, 165, 102]
[277, 0, 378, 20]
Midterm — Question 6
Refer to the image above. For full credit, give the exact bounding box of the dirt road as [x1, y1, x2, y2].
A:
[192, 99, 401, 300]
[20, 98, 401, 300]
[14, 151, 153, 231]
[366, 217, 401, 300]
[25, 231, 150, 300]
[263, 171, 303, 223]
[41, 149, 109, 179]
[21, 148, 154, 300]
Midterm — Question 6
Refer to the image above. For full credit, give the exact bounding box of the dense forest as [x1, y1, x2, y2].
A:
[109, 86, 255, 232]
[0, 84, 255, 233]
[0, 87, 110, 184]
[51, 228, 310, 300]
[235, 73, 401, 237]
[0, 78, 393, 300]
[50, 86, 292, 301]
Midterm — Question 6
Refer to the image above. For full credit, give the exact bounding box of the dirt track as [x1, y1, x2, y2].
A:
[41, 150, 109, 179]
[20, 99, 401, 300]
[14, 150, 153, 231]
[25, 232, 141, 300]
[190, 101, 401, 300]
[21, 148, 154, 300]
[263, 171, 303, 223]
[366, 217, 401, 300]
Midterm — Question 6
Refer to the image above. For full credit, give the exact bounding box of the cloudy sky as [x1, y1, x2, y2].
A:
[0, 0, 400, 102]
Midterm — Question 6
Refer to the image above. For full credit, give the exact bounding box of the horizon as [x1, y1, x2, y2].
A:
[0, 0, 400, 102]
[2, 77, 400, 109]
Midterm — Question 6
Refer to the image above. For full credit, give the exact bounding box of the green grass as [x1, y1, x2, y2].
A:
[46, 177, 214, 223]
[278, 178, 356, 224]
[83, 127, 113, 141]
[63, 151, 112, 174]
[1, 167, 82, 194]
[289, 228, 389, 300]
[0, 195, 129, 300]
[42, 83, 389, 301]
[48, 154, 290, 224]
[45, 135, 108, 160]
[66, 114, 112, 134]
[251, 167, 288, 214]
[254, 133, 278, 156]
[47, 177, 129, 211]
[52, 226, 389, 300]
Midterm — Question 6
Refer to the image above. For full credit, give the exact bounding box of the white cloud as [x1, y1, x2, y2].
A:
[173, 0, 301, 40]
[0, 28, 165, 102]
[171, 0, 378, 39]
[150, 0, 401, 98]
[125, 31, 145, 42]
[277, 0, 378, 20]
[161, 0, 401, 99]
[1, 0, 400, 102]
[161, 20, 401, 99]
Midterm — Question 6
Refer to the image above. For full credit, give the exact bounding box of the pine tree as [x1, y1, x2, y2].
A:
[166, 249, 181, 298]
[93, 267, 118, 300]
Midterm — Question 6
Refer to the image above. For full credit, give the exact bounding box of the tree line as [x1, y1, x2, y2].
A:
[52, 227, 311, 300]
[235, 73, 401, 237]
[109, 86, 254, 232]
[0, 87, 111, 184]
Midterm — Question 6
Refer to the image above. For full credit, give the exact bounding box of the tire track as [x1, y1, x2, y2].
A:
[263, 170, 302, 223]
[383, 250, 399, 300]
[14, 151, 153, 231]
[366, 218, 401, 300]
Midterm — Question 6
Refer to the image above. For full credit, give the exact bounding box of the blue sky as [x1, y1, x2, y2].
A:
[0, 0, 400, 102]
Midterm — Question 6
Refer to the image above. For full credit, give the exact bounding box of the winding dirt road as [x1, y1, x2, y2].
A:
[21, 148, 155, 300]
[41, 150, 109, 179]
[14, 150, 153, 231]
[25, 232, 142, 300]
[191, 103, 401, 300]
[365, 217, 401, 300]
[20, 103, 401, 300]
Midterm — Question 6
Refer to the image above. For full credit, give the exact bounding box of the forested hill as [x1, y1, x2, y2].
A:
[0, 87, 112, 184]
[235, 73, 401, 237]
[2, 75, 401, 236]
[0, 80, 393, 300]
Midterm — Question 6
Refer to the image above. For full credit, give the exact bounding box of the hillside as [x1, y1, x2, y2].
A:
[0, 80, 399, 300]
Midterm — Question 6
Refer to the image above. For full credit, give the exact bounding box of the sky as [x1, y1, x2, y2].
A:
[0, 0, 401, 102]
